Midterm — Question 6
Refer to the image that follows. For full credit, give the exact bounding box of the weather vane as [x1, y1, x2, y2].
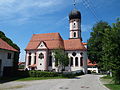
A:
[73, 0, 76, 9]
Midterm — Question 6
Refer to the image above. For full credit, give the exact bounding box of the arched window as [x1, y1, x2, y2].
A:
[34, 55, 36, 64]
[75, 57, 78, 66]
[73, 23, 76, 28]
[72, 52, 76, 57]
[73, 32, 76, 37]
[70, 57, 73, 66]
[80, 52, 83, 56]
[80, 57, 83, 66]
[49, 56, 52, 66]
[28, 56, 31, 65]
[39, 53, 44, 59]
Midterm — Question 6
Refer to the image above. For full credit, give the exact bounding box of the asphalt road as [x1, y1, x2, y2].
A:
[0, 74, 109, 90]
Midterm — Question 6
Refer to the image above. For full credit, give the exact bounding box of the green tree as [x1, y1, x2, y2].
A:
[87, 21, 110, 65]
[102, 19, 120, 84]
[53, 49, 69, 72]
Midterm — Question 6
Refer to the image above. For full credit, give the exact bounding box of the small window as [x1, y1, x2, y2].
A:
[28, 56, 31, 65]
[29, 53, 31, 55]
[73, 32, 76, 37]
[75, 57, 78, 66]
[80, 52, 83, 55]
[40, 63, 42, 65]
[73, 23, 76, 28]
[39, 53, 44, 59]
[49, 56, 52, 66]
[70, 57, 73, 66]
[34, 56, 36, 64]
[7, 53, 12, 59]
[72, 52, 76, 57]
[80, 57, 83, 66]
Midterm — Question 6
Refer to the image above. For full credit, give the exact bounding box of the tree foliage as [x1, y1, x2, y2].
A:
[102, 19, 120, 84]
[87, 19, 120, 84]
[0, 31, 20, 51]
[87, 21, 110, 64]
[53, 49, 69, 71]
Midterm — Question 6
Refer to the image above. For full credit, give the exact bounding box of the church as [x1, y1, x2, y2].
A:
[25, 9, 88, 74]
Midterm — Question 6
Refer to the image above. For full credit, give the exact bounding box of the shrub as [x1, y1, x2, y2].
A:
[28, 71, 59, 77]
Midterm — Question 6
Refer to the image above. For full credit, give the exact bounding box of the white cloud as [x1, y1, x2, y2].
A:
[0, 0, 70, 24]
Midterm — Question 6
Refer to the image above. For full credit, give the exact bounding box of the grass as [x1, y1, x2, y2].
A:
[105, 84, 120, 90]
[17, 76, 67, 81]
[100, 75, 120, 90]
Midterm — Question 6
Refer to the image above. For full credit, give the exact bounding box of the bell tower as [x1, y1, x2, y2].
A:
[69, 1, 82, 40]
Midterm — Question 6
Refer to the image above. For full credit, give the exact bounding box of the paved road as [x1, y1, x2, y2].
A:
[0, 74, 109, 90]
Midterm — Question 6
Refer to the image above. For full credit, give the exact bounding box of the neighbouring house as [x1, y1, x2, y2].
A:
[87, 59, 98, 73]
[0, 38, 19, 77]
[25, 9, 88, 74]
[18, 62, 25, 70]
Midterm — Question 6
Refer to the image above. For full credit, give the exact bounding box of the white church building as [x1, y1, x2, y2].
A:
[25, 9, 88, 74]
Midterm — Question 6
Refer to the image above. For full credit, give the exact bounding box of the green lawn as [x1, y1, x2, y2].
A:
[101, 75, 120, 90]
[105, 84, 120, 90]
[17, 76, 67, 81]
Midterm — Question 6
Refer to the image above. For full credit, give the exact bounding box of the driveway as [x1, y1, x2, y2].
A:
[0, 74, 109, 90]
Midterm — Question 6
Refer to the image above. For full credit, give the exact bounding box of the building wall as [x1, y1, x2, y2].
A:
[65, 50, 87, 73]
[25, 50, 48, 71]
[0, 49, 14, 77]
[25, 50, 88, 74]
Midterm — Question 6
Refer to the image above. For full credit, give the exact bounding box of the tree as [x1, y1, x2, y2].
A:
[53, 49, 69, 72]
[88, 19, 120, 84]
[102, 19, 120, 84]
[87, 21, 110, 65]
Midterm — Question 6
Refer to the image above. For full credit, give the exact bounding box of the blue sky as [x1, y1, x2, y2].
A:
[0, 0, 120, 61]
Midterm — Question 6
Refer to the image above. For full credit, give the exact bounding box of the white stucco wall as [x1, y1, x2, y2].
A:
[25, 50, 88, 74]
[69, 19, 80, 39]
[65, 50, 88, 73]
[0, 49, 14, 77]
[25, 50, 48, 71]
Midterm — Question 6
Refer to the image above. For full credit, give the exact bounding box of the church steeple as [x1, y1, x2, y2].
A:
[69, 0, 82, 40]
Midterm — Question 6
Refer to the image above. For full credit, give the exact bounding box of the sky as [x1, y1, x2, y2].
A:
[0, 0, 120, 61]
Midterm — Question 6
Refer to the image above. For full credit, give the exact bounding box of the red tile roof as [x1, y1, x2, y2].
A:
[87, 59, 97, 66]
[64, 39, 87, 50]
[26, 33, 86, 51]
[82, 43, 87, 45]
[0, 38, 18, 52]
[25, 33, 64, 50]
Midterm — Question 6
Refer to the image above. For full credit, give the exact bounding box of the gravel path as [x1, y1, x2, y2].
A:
[0, 74, 109, 90]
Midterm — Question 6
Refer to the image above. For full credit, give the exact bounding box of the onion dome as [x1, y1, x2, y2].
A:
[69, 9, 81, 20]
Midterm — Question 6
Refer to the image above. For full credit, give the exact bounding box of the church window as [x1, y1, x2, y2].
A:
[75, 57, 78, 66]
[7, 53, 12, 59]
[28, 56, 31, 65]
[34, 56, 36, 64]
[80, 57, 83, 66]
[72, 52, 76, 57]
[29, 53, 31, 55]
[73, 32, 76, 37]
[40, 63, 42, 65]
[49, 56, 52, 66]
[73, 23, 76, 28]
[70, 57, 73, 66]
[39, 53, 44, 59]
[80, 52, 83, 56]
